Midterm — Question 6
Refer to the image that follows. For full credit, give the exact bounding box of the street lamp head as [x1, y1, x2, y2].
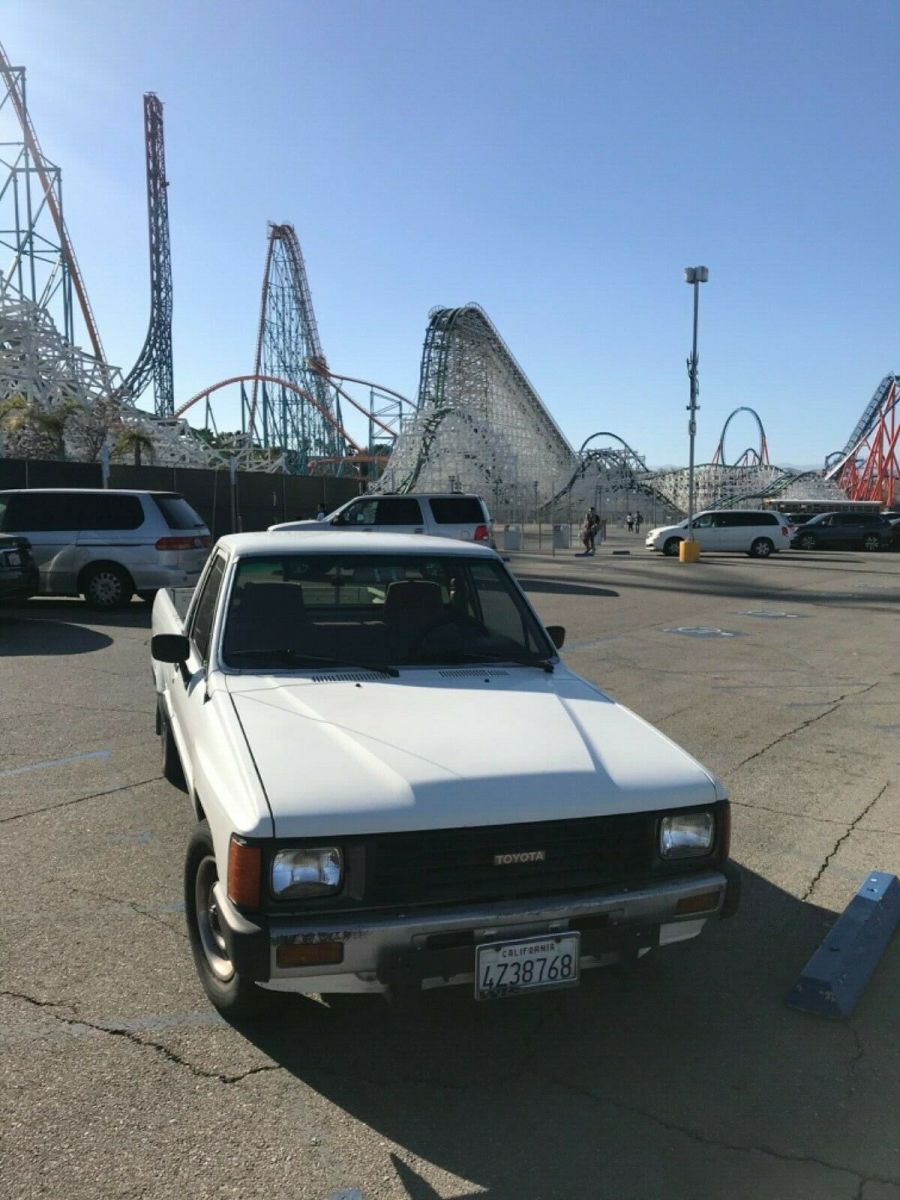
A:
[684, 266, 709, 284]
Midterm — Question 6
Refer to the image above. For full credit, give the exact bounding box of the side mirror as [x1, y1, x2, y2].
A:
[151, 633, 190, 664]
[546, 625, 566, 650]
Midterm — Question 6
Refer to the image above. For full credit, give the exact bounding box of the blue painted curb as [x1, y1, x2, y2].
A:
[786, 872, 900, 1018]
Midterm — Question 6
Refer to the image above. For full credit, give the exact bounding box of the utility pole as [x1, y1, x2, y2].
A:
[682, 266, 708, 561]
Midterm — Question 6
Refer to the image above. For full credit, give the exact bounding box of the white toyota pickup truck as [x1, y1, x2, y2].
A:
[151, 531, 739, 1018]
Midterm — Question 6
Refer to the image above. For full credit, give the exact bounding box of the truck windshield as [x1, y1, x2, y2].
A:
[220, 553, 554, 670]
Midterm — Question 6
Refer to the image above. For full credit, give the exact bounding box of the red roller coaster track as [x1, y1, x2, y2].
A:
[827, 375, 899, 506]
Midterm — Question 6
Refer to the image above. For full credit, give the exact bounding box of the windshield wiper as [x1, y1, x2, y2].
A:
[226, 649, 399, 677]
[418, 648, 555, 673]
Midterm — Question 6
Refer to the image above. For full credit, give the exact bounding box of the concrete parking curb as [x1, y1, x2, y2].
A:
[786, 872, 900, 1018]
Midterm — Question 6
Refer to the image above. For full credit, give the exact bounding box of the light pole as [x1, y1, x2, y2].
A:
[683, 266, 708, 560]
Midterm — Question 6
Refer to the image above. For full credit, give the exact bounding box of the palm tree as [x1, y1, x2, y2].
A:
[114, 428, 156, 467]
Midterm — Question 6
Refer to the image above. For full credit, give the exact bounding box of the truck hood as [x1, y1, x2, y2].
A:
[226, 668, 722, 838]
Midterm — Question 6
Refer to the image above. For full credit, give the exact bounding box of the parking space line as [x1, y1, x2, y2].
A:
[0, 749, 112, 778]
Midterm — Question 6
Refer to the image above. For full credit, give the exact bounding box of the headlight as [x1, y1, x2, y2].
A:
[271, 847, 343, 898]
[659, 812, 715, 859]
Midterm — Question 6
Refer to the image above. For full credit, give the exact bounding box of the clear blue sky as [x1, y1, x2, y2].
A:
[4, 0, 897, 467]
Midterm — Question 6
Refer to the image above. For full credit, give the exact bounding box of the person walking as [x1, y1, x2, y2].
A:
[635, 510, 644, 535]
[580, 507, 601, 555]
[626, 512, 634, 534]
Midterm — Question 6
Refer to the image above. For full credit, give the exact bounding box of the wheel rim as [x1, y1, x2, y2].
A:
[90, 571, 122, 606]
[864, 537, 879, 551]
[195, 856, 235, 982]
[800, 537, 815, 550]
[756, 540, 771, 557]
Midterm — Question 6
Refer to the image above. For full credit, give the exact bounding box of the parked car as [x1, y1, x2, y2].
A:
[645, 509, 791, 557]
[0, 535, 39, 602]
[790, 512, 892, 552]
[0, 489, 210, 608]
[151, 531, 738, 1019]
[270, 492, 493, 545]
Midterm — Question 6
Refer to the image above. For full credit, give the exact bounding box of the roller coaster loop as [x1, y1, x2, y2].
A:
[711, 407, 769, 466]
[174, 374, 363, 453]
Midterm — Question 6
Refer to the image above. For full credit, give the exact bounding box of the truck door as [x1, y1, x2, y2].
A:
[165, 554, 228, 794]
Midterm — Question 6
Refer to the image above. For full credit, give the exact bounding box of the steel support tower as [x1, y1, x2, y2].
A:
[247, 223, 347, 471]
[123, 93, 174, 417]
[0, 45, 105, 362]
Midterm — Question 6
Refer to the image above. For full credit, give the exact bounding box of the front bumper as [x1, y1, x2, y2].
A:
[215, 864, 741, 994]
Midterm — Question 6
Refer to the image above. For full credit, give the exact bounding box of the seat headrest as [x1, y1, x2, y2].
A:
[383, 579, 443, 622]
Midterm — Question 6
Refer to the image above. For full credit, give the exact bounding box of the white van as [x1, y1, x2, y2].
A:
[270, 493, 494, 544]
[645, 509, 792, 557]
[0, 489, 210, 607]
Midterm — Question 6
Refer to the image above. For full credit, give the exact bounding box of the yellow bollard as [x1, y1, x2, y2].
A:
[679, 539, 700, 563]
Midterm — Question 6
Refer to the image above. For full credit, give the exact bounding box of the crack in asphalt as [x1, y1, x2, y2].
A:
[0, 990, 281, 1085]
[802, 782, 890, 902]
[735, 683, 880, 770]
[57, 882, 189, 941]
[729, 797, 899, 836]
[0, 776, 163, 825]
[534, 1067, 900, 1191]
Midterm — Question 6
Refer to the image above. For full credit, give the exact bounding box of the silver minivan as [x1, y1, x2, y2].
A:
[0, 489, 210, 608]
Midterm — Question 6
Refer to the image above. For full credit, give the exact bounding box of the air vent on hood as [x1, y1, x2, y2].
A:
[310, 672, 391, 683]
[438, 668, 510, 678]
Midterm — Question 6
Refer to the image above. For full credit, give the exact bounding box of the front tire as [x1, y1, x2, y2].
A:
[663, 537, 682, 557]
[82, 564, 133, 609]
[749, 538, 774, 558]
[862, 534, 881, 552]
[798, 534, 817, 550]
[185, 821, 273, 1020]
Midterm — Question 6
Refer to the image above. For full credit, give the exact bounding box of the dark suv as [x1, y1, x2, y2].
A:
[790, 512, 892, 551]
[0, 536, 39, 602]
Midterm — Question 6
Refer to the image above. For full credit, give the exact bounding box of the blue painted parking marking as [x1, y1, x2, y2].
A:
[737, 610, 806, 619]
[786, 872, 900, 1018]
[664, 627, 746, 639]
[0, 749, 111, 778]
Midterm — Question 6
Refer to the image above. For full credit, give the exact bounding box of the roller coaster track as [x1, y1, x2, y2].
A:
[379, 304, 574, 500]
[0, 44, 106, 364]
[122, 94, 173, 416]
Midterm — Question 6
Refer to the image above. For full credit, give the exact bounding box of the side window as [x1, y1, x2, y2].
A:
[189, 556, 227, 662]
[429, 497, 485, 523]
[375, 498, 423, 525]
[713, 513, 737, 527]
[693, 514, 714, 529]
[336, 499, 378, 526]
[79, 494, 145, 530]
[1, 492, 72, 531]
[758, 513, 778, 526]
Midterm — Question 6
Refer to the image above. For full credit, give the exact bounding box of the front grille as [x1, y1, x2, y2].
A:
[363, 813, 658, 908]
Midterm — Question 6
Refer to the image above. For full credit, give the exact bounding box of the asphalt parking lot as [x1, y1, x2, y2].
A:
[1, 537, 899, 1200]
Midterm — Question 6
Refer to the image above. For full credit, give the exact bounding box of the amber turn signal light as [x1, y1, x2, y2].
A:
[227, 837, 261, 908]
[675, 891, 721, 916]
[276, 942, 344, 968]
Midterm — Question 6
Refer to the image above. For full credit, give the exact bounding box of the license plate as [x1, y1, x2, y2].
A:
[475, 932, 580, 1000]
